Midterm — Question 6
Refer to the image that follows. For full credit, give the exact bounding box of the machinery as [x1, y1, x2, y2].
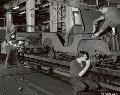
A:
[41, 0, 117, 61]
[14, 0, 120, 92]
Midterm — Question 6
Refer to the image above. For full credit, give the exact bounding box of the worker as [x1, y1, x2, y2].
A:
[1, 40, 8, 62]
[92, 6, 120, 37]
[5, 37, 18, 68]
[70, 51, 99, 95]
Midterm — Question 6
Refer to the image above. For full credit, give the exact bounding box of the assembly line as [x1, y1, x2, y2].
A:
[0, 0, 120, 95]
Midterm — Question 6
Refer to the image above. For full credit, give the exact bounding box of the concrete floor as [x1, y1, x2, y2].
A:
[0, 63, 119, 95]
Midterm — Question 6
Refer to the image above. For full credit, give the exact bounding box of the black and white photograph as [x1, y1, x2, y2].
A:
[0, 0, 120, 95]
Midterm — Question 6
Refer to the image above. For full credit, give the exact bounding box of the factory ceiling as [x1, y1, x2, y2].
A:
[49, 0, 120, 9]
[0, 0, 119, 11]
[0, 0, 119, 27]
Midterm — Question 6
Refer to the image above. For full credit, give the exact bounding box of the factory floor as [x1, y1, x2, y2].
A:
[0, 62, 119, 95]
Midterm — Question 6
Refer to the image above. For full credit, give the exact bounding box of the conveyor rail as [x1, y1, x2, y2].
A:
[24, 54, 120, 92]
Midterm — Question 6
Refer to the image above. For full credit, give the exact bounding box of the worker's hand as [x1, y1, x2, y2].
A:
[79, 59, 91, 77]
[79, 72, 82, 77]
[92, 33, 99, 38]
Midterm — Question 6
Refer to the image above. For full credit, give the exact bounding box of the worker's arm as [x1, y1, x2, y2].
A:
[93, 16, 105, 24]
[79, 59, 90, 77]
[5, 45, 10, 62]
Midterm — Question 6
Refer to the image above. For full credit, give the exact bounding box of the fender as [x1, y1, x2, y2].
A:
[42, 32, 83, 53]
[42, 32, 111, 55]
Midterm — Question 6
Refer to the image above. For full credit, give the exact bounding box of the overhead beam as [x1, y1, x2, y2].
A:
[49, 0, 97, 10]
[4, 0, 27, 11]
[16, 0, 28, 5]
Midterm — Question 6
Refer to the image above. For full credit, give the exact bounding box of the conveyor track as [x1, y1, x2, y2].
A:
[24, 53, 120, 92]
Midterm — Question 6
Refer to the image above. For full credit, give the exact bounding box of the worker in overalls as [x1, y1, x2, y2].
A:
[93, 6, 120, 37]
[70, 51, 99, 95]
[5, 35, 18, 68]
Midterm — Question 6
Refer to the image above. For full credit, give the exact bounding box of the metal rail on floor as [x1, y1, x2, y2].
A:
[24, 54, 120, 92]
